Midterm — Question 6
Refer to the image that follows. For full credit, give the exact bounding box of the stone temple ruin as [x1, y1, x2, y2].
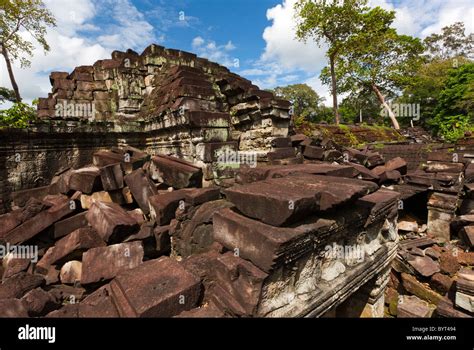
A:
[0, 45, 472, 318]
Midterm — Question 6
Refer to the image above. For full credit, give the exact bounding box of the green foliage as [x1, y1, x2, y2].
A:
[271, 83, 333, 123]
[424, 22, 474, 61]
[334, 7, 425, 93]
[429, 63, 474, 141]
[272, 84, 323, 119]
[294, 0, 370, 122]
[0, 86, 15, 103]
[0, 101, 36, 128]
[0, 0, 56, 67]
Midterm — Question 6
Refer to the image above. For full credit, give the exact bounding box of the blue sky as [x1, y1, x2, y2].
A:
[0, 0, 473, 104]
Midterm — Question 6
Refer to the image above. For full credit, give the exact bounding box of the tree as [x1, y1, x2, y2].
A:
[430, 63, 474, 141]
[333, 7, 424, 129]
[424, 22, 474, 61]
[272, 83, 324, 120]
[294, 0, 369, 125]
[400, 57, 471, 127]
[0, 0, 56, 102]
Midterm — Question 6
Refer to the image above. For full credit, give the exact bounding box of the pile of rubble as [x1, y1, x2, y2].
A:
[384, 149, 474, 318]
[388, 226, 474, 318]
[0, 142, 404, 317]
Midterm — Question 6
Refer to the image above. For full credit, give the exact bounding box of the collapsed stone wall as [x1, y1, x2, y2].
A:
[1, 44, 291, 213]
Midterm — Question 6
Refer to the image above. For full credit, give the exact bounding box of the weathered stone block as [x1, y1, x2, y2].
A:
[109, 257, 201, 317]
[81, 242, 144, 284]
[86, 201, 139, 243]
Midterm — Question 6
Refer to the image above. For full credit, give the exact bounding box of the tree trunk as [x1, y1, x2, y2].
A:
[329, 55, 340, 125]
[1, 44, 22, 102]
[371, 83, 399, 130]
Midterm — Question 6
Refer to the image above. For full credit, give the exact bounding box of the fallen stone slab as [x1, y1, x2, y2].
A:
[437, 297, 473, 318]
[224, 173, 377, 226]
[211, 252, 267, 316]
[399, 237, 436, 250]
[0, 298, 29, 317]
[213, 207, 335, 272]
[0, 272, 44, 299]
[236, 163, 359, 185]
[48, 284, 86, 304]
[10, 186, 51, 208]
[48, 227, 107, 270]
[457, 268, 474, 295]
[86, 201, 139, 243]
[439, 251, 460, 276]
[99, 163, 124, 191]
[2, 253, 31, 279]
[0, 198, 47, 238]
[398, 220, 419, 233]
[78, 284, 119, 317]
[53, 211, 88, 239]
[379, 170, 401, 184]
[429, 273, 453, 295]
[401, 272, 443, 305]
[150, 155, 202, 189]
[184, 188, 221, 206]
[80, 190, 131, 209]
[385, 157, 407, 175]
[303, 145, 324, 160]
[21, 288, 59, 317]
[69, 166, 102, 194]
[124, 169, 158, 214]
[93, 149, 149, 174]
[348, 163, 379, 181]
[406, 255, 440, 277]
[81, 242, 144, 285]
[267, 147, 296, 161]
[3, 195, 76, 245]
[397, 295, 431, 318]
[49, 168, 73, 195]
[423, 161, 464, 173]
[271, 137, 291, 148]
[109, 256, 201, 317]
[148, 190, 189, 225]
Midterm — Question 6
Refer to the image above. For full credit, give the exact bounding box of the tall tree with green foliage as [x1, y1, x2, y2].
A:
[332, 7, 424, 129]
[294, 0, 369, 125]
[424, 22, 474, 61]
[272, 83, 325, 120]
[0, 0, 56, 102]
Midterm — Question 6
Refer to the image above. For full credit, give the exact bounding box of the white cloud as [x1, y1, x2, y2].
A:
[0, 0, 156, 102]
[256, 0, 473, 105]
[261, 0, 327, 73]
[96, 0, 155, 51]
[191, 37, 239, 68]
[192, 36, 205, 48]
